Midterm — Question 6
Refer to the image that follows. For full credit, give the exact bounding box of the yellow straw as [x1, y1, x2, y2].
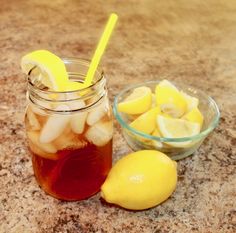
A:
[84, 13, 118, 87]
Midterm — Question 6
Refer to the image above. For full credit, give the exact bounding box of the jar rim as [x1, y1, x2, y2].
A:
[27, 57, 105, 94]
[26, 57, 107, 113]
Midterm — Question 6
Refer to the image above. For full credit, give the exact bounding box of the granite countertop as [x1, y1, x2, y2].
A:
[0, 0, 236, 232]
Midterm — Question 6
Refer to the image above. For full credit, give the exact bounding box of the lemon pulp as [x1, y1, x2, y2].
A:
[180, 91, 199, 112]
[155, 85, 187, 118]
[157, 115, 201, 147]
[182, 107, 204, 128]
[21, 50, 72, 91]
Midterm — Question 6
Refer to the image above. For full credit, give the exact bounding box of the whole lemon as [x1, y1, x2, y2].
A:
[101, 150, 177, 210]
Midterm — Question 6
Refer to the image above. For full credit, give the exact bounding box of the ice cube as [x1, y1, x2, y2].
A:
[85, 121, 113, 146]
[39, 105, 71, 143]
[54, 130, 87, 150]
[64, 94, 85, 109]
[70, 112, 88, 134]
[27, 131, 57, 154]
[28, 141, 59, 160]
[69, 100, 85, 110]
[26, 108, 41, 130]
[87, 100, 108, 126]
[64, 98, 88, 134]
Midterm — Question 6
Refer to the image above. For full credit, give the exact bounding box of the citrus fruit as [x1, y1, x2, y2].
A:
[129, 107, 160, 134]
[151, 128, 163, 148]
[157, 115, 201, 147]
[180, 91, 199, 112]
[158, 79, 178, 90]
[182, 107, 204, 128]
[21, 50, 69, 91]
[101, 150, 177, 210]
[155, 85, 187, 118]
[151, 93, 156, 107]
[118, 86, 152, 114]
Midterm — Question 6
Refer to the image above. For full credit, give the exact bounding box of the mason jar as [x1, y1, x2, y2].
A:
[25, 58, 113, 200]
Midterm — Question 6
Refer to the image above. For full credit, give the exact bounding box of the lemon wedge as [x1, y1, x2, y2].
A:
[180, 91, 199, 112]
[151, 93, 156, 108]
[129, 107, 160, 134]
[182, 107, 204, 128]
[21, 50, 69, 91]
[101, 150, 177, 210]
[155, 85, 187, 118]
[151, 128, 163, 148]
[118, 86, 152, 114]
[157, 115, 200, 147]
[158, 79, 178, 90]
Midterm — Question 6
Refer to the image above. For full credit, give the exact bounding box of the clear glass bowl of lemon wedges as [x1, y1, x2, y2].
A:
[113, 80, 220, 160]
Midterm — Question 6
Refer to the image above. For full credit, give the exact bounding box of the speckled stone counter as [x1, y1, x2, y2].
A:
[0, 0, 236, 232]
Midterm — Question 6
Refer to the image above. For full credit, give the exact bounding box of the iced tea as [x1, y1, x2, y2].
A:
[25, 58, 113, 200]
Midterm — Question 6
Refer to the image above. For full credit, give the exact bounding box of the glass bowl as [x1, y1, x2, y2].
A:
[113, 80, 220, 160]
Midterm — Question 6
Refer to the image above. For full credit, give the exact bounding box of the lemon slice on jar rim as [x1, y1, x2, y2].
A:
[21, 50, 68, 91]
[21, 50, 78, 91]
